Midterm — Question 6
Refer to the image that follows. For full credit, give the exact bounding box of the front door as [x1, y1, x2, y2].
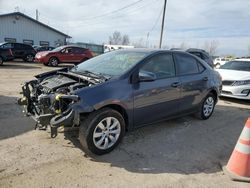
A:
[60, 47, 74, 62]
[133, 52, 181, 126]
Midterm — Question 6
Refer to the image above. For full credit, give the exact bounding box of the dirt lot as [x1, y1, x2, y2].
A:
[0, 61, 250, 188]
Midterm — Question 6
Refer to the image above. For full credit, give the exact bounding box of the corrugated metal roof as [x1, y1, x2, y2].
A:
[0, 12, 71, 38]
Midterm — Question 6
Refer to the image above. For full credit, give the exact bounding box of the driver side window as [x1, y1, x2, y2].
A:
[140, 53, 176, 79]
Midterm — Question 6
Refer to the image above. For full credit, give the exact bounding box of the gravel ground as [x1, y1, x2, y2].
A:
[0, 61, 250, 188]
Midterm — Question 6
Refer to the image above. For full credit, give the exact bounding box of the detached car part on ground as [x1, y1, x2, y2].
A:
[18, 49, 222, 155]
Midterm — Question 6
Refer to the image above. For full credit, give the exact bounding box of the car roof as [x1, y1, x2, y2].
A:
[119, 48, 190, 54]
[234, 58, 250, 62]
[59, 45, 86, 49]
[186, 48, 207, 53]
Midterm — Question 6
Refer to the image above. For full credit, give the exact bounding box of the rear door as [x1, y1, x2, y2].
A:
[174, 52, 209, 113]
[133, 52, 181, 126]
[72, 47, 86, 63]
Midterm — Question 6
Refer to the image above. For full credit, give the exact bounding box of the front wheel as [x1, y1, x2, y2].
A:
[49, 57, 59, 67]
[196, 93, 216, 120]
[79, 108, 125, 155]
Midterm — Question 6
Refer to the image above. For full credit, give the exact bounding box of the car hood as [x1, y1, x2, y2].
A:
[216, 69, 250, 80]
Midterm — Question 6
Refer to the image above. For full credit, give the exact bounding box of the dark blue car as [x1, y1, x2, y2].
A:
[18, 49, 222, 155]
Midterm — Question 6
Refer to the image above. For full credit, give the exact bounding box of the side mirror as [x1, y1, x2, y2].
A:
[139, 71, 156, 82]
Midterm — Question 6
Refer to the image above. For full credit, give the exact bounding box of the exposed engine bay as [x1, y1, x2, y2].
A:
[18, 68, 106, 137]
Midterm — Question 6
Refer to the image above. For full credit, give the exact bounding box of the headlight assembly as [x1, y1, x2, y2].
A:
[232, 80, 250, 86]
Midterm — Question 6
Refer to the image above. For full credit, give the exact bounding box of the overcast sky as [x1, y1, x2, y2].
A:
[0, 0, 250, 56]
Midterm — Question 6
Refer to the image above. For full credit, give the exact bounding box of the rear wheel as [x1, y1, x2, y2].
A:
[25, 54, 34, 62]
[215, 63, 220, 69]
[49, 57, 59, 67]
[79, 108, 125, 155]
[196, 93, 216, 120]
[0, 56, 3, 65]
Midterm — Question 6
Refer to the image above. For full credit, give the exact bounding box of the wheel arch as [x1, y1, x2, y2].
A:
[99, 104, 129, 131]
[208, 88, 218, 103]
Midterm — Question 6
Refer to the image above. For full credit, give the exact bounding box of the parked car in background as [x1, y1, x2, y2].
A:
[35, 45, 93, 66]
[104, 44, 134, 53]
[35, 46, 55, 52]
[0, 48, 14, 65]
[186, 48, 214, 68]
[18, 49, 221, 154]
[213, 57, 232, 68]
[217, 59, 250, 100]
[0, 42, 36, 62]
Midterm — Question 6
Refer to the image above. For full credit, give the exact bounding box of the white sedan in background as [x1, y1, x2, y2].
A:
[217, 59, 250, 100]
[213, 57, 232, 68]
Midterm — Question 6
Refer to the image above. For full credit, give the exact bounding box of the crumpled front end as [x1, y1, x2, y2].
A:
[18, 70, 95, 137]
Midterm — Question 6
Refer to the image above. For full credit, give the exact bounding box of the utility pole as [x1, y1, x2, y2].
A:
[159, 0, 167, 48]
[36, 9, 39, 21]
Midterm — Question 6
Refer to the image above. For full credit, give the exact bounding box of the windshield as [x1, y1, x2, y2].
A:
[219, 61, 250, 72]
[70, 50, 148, 77]
[51, 46, 65, 52]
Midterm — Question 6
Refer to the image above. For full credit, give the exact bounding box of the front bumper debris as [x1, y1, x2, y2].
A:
[18, 80, 80, 138]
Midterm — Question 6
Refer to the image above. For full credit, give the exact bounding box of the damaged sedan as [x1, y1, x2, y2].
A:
[18, 49, 222, 155]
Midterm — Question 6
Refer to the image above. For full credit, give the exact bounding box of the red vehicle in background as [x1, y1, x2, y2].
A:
[35, 45, 93, 66]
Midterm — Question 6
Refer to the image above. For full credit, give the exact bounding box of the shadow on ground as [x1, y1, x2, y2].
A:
[0, 95, 34, 140]
[0, 60, 74, 70]
[220, 96, 250, 105]
[64, 102, 250, 175]
[1, 62, 41, 69]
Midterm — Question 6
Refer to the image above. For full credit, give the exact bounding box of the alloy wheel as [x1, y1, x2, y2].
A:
[26, 55, 34, 62]
[50, 58, 58, 66]
[203, 96, 214, 117]
[93, 117, 121, 150]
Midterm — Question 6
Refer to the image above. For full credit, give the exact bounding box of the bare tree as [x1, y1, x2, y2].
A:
[122, 35, 130, 45]
[108, 31, 130, 45]
[109, 31, 122, 45]
[203, 40, 219, 56]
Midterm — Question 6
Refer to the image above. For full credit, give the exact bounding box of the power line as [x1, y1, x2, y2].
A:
[149, 7, 164, 33]
[79, 0, 145, 21]
[66, 0, 160, 28]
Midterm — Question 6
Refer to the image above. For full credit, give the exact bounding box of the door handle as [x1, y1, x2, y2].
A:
[203, 77, 208, 81]
[171, 82, 181, 87]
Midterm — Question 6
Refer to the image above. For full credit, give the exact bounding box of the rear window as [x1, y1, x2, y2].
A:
[189, 52, 202, 59]
[220, 61, 250, 72]
[175, 53, 200, 75]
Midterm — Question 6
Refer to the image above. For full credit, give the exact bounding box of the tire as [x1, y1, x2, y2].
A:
[0, 56, 3, 65]
[49, 57, 59, 67]
[215, 63, 220, 69]
[25, 54, 34, 62]
[79, 108, 125, 155]
[195, 93, 216, 120]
